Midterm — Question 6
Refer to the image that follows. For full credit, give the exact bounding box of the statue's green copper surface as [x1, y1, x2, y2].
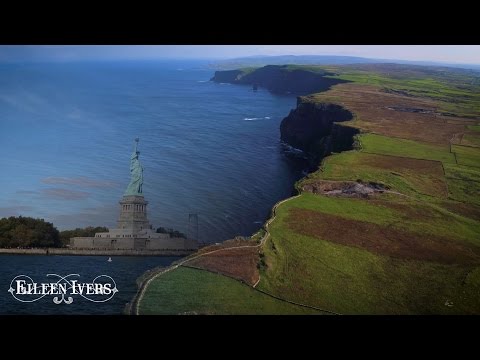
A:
[124, 138, 144, 196]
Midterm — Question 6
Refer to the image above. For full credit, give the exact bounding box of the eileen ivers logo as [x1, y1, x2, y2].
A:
[8, 274, 118, 304]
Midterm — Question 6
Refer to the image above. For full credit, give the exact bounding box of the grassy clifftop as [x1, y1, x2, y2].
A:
[139, 64, 480, 315]
[211, 64, 348, 95]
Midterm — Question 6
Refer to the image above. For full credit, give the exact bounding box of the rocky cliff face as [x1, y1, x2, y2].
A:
[210, 69, 244, 83]
[212, 65, 358, 168]
[280, 99, 358, 165]
[211, 65, 348, 95]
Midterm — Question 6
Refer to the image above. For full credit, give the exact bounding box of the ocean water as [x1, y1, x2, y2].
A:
[0, 254, 180, 314]
[0, 60, 305, 314]
[0, 60, 303, 243]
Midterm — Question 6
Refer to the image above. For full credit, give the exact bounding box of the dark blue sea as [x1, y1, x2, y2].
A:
[0, 254, 181, 315]
[0, 60, 303, 240]
[0, 60, 304, 314]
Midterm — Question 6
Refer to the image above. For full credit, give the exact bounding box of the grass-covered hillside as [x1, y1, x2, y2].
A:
[137, 64, 480, 315]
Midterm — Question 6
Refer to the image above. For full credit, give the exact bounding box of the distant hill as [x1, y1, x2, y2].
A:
[210, 55, 480, 72]
[210, 64, 349, 95]
[210, 55, 379, 69]
[211, 63, 480, 97]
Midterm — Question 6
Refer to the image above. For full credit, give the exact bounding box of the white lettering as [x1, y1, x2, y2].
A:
[94, 283, 103, 295]
[71, 280, 86, 295]
[49, 283, 58, 295]
[103, 283, 112, 295]
[42, 283, 50, 294]
[10, 275, 116, 301]
[86, 284, 95, 295]
[58, 283, 67, 294]
[16, 280, 27, 294]
[27, 283, 37, 294]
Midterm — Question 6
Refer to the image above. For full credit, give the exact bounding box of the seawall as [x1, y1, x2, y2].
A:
[0, 248, 196, 256]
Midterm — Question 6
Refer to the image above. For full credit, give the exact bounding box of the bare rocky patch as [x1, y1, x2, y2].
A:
[385, 106, 437, 114]
[303, 180, 388, 198]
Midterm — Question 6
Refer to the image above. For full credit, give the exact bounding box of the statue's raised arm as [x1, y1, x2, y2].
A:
[133, 137, 139, 154]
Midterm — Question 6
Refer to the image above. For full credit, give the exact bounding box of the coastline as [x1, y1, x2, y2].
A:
[0, 248, 196, 256]
[131, 64, 480, 314]
[129, 67, 356, 313]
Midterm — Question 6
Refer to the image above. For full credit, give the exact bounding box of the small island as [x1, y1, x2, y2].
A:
[0, 139, 198, 256]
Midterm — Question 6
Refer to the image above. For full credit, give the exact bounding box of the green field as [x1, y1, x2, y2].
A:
[447, 178, 480, 206]
[444, 162, 480, 206]
[462, 134, 480, 147]
[138, 64, 480, 315]
[139, 266, 320, 315]
[305, 151, 447, 199]
[272, 193, 480, 248]
[361, 134, 456, 163]
[258, 194, 480, 314]
[326, 65, 480, 118]
[452, 144, 480, 168]
[445, 163, 480, 183]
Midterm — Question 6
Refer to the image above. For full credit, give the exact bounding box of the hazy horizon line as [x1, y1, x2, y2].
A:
[1, 55, 479, 68]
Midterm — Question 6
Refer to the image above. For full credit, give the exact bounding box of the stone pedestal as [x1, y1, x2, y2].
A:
[117, 195, 151, 233]
[70, 138, 198, 251]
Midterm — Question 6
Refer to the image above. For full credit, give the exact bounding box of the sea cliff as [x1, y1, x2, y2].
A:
[211, 65, 348, 95]
[280, 98, 358, 164]
[138, 63, 480, 315]
[212, 65, 358, 166]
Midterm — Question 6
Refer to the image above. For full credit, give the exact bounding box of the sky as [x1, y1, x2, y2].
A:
[0, 45, 479, 65]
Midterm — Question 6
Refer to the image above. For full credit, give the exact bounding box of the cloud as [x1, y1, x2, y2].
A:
[0, 89, 50, 114]
[15, 190, 38, 195]
[40, 188, 90, 200]
[81, 207, 101, 212]
[0, 205, 35, 218]
[41, 176, 118, 188]
[51, 205, 118, 230]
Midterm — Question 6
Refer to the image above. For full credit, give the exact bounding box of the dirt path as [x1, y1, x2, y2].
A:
[130, 179, 425, 315]
[132, 128, 471, 315]
[132, 195, 303, 315]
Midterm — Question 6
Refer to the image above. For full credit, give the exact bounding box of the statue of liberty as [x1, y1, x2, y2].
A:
[124, 138, 144, 196]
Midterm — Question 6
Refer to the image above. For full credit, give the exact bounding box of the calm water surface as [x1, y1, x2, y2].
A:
[0, 60, 303, 242]
[0, 255, 180, 314]
[0, 60, 305, 314]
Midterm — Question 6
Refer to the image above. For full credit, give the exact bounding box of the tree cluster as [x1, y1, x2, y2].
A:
[0, 216, 61, 248]
[156, 226, 186, 239]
